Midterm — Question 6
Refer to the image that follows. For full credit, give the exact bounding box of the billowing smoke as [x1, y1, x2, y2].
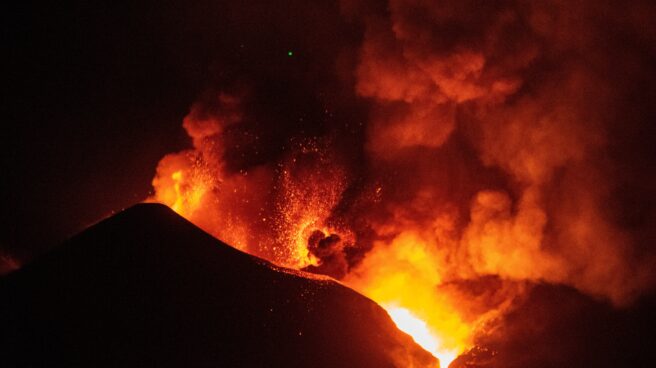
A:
[344, 0, 656, 305]
[150, 0, 656, 363]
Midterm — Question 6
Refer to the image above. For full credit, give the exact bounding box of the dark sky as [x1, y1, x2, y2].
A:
[5, 1, 188, 258]
[3, 0, 353, 260]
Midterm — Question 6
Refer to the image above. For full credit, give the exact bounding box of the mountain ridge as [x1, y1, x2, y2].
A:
[0, 203, 436, 368]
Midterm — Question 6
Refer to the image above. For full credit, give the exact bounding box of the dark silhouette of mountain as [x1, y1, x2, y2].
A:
[0, 203, 436, 368]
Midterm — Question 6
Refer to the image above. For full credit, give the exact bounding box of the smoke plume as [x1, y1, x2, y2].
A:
[150, 0, 656, 362]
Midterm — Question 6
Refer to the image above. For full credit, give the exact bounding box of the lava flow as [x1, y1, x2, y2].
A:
[147, 1, 656, 366]
[386, 307, 458, 367]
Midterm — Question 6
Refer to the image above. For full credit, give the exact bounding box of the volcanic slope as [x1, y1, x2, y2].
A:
[0, 203, 436, 368]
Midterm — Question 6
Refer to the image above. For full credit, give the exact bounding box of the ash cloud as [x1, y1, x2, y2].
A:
[342, 0, 656, 305]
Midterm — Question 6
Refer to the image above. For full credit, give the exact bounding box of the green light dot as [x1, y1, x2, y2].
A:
[287, 51, 293, 56]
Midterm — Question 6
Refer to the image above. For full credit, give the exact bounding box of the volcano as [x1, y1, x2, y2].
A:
[0, 203, 436, 367]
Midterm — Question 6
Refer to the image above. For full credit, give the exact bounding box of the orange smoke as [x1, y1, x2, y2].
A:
[148, 1, 656, 366]
[344, 232, 473, 367]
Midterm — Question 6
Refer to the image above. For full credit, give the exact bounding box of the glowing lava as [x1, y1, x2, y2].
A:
[343, 232, 471, 367]
[386, 306, 458, 368]
[151, 160, 211, 218]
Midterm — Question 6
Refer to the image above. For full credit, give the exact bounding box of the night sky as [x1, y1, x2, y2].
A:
[4, 0, 350, 260]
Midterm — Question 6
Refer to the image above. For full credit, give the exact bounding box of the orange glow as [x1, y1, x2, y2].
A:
[271, 151, 348, 268]
[344, 232, 473, 367]
[386, 307, 458, 368]
[151, 161, 211, 218]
